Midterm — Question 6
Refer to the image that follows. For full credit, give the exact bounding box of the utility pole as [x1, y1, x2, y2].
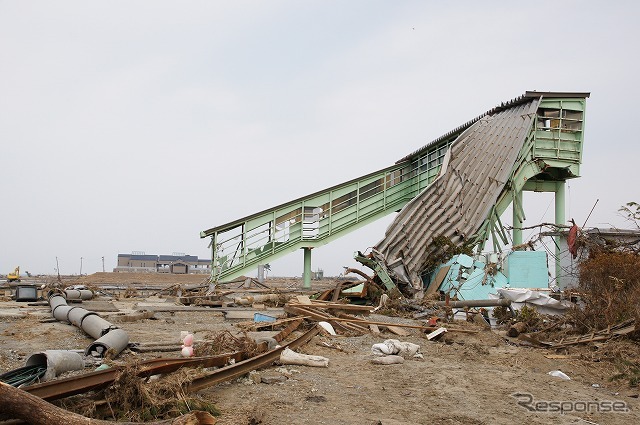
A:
[55, 257, 61, 283]
[102, 256, 105, 272]
[80, 257, 83, 276]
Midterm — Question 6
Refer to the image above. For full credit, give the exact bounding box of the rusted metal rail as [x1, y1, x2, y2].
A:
[25, 353, 244, 401]
[25, 318, 307, 401]
[187, 324, 320, 393]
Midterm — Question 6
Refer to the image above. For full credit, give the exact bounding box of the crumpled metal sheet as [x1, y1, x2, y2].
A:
[373, 99, 540, 291]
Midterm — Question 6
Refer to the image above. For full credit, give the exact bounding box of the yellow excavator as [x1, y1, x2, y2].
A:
[7, 266, 20, 282]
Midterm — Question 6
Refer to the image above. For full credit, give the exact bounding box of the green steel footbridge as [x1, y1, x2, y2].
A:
[201, 91, 589, 288]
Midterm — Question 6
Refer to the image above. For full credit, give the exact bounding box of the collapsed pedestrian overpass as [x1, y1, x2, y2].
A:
[200, 91, 589, 289]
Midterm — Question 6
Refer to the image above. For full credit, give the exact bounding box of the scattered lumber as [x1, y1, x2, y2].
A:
[545, 319, 637, 348]
[328, 316, 479, 334]
[284, 304, 369, 334]
[285, 301, 478, 335]
[287, 298, 373, 314]
[386, 325, 411, 336]
[248, 315, 310, 330]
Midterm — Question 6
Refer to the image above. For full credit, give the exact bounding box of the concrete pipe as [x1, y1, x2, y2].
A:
[52, 305, 73, 322]
[85, 328, 130, 358]
[64, 289, 94, 300]
[81, 314, 114, 339]
[49, 294, 67, 312]
[67, 307, 94, 328]
[25, 350, 84, 381]
[48, 291, 130, 359]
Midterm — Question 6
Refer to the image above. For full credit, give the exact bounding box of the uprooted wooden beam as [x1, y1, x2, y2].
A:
[0, 382, 216, 425]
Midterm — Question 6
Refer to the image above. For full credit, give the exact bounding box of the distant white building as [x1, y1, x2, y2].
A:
[114, 253, 211, 274]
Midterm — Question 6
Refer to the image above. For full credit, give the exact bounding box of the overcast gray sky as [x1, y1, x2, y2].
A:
[1, 1, 638, 277]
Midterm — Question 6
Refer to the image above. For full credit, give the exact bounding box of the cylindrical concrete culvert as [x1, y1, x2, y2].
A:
[25, 350, 84, 381]
[85, 328, 130, 358]
[47, 292, 129, 358]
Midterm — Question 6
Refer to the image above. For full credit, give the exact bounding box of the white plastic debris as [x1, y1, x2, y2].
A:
[373, 294, 390, 312]
[318, 321, 337, 336]
[548, 370, 571, 380]
[427, 327, 448, 341]
[371, 341, 396, 356]
[280, 347, 329, 367]
[371, 339, 421, 358]
[371, 355, 405, 365]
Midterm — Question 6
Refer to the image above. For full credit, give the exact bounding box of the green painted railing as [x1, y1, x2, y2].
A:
[200, 139, 454, 282]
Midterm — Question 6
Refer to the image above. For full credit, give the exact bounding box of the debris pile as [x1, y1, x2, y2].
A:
[2, 219, 640, 423]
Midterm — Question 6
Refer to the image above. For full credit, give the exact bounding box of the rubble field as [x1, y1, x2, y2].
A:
[1, 273, 639, 425]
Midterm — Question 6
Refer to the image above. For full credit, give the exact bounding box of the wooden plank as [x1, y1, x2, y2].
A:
[331, 283, 344, 302]
[288, 300, 372, 312]
[295, 295, 312, 304]
[425, 265, 450, 295]
[386, 325, 411, 336]
[316, 289, 333, 301]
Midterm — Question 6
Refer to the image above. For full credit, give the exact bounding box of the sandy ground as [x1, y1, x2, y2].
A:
[1, 273, 639, 424]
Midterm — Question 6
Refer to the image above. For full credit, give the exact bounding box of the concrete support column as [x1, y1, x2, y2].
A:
[303, 247, 312, 289]
[257, 264, 265, 283]
[512, 190, 523, 246]
[555, 181, 566, 287]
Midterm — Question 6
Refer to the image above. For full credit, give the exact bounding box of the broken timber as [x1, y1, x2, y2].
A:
[284, 302, 478, 335]
[545, 319, 637, 348]
[284, 304, 369, 334]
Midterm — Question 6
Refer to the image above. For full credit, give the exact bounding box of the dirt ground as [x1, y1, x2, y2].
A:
[1, 273, 639, 424]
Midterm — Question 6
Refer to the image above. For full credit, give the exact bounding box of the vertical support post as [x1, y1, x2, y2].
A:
[555, 181, 566, 287]
[257, 264, 265, 283]
[303, 247, 312, 289]
[512, 190, 523, 246]
[207, 234, 217, 294]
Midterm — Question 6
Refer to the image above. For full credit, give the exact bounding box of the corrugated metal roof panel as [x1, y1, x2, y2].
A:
[374, 99, 541, 290]
[395, 91, 589, 165]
